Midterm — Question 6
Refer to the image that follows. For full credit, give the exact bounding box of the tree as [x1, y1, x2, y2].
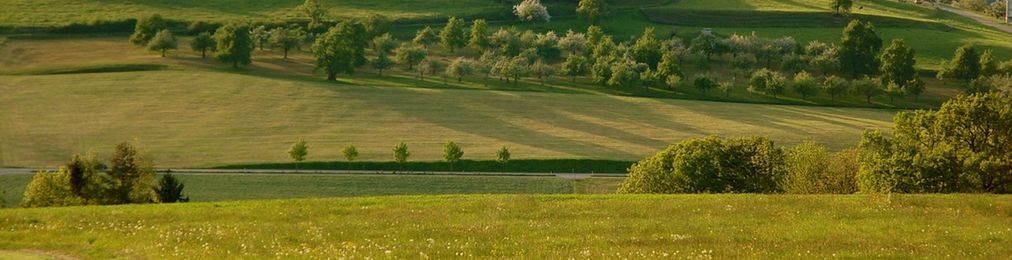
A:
[393, 142, 411, 171]
[288, 139, 308, 167]
[831, 0, 854, 15]
[561, 54, 589, 82]
[531, 61, 555, 86]
[793, 71, 818, 100]
[372, 33, 398, 54]
[852, 77, 882, 103]
[608, 59, 641, 87]
[514, 0, 551, 22]
[693, 74, 717, 95]
[440, 17, 467, 53]
[107, 142, 156, 204]
[879, 39, 916, 87]
[900, 76, 924, 99]
[631, 27, 663, 69]
[591, 55, 615, 86]
[447, 57, 476, 82]
[496, 146, 511, 170]
[395, 44, 428, 70]
[250, 25, 270, 51]
[558, 30, 588, 55]
[839, 20, 882, 78]
[419, 59, 445, 81]
[269, 25, 306, 59]
[313, 21, 368, 81]
[656, 52, 683, 82]
[443, 141, 464, 171]
[822, 75, 849, 101]
[979, 49, 998, 77]
[146, 29, 177, 57]
[884, 82, 906, 104]
[413, 26, 439, 49]
[130, 14, 167, 45]
[214, 23, 253, 68]
[299, 0, 327, 32]
[190, 32, 216, 59]
[469, 19, 491, 51]
[342, 145, 359, 162]
[577, 0, 604, 25]
[155, 174, 189, 203]
[718, 81, 734, 97]
[372, 52, 393, 76]
[939, 44, 981, 82]
[690, 32, 720, 61]
[859, 93, 1012, 193]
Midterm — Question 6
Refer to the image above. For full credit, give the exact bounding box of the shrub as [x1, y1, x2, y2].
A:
[619, 136, 786, 194]
[155, 174, 189, 203]
[859, 93, 1012, 193]
[21, 169, 87, 208]
[783, 142, 858, 194]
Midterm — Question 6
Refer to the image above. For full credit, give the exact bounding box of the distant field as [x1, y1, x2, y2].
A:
[0, 69, 895, 167]
[0, 173, 621, 208]
[1, 194, 1009, 258]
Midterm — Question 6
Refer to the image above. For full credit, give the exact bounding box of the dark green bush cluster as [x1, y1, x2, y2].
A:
[619, 136, 787, 193]
[21, 142, 188, 208]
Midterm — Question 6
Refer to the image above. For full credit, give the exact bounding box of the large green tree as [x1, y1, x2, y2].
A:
[214, 23, 253, 68]
[469, 19, 491, 51]
[443, 141, 464, 171]
[561, 54, 589, 82]
[839, 20, 882, 78]
[312, 21, 368, 81]
[879, 39, 916, 87]
[413, 26, 438, 49]
[395, 44, 428, 70]
[269, 25, 306, 59]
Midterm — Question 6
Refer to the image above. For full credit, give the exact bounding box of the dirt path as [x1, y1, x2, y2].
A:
[936, 4, 1012, 34]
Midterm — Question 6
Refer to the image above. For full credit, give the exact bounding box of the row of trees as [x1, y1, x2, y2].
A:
[619, 90, 1012, 194]
[21, 143, 188, 208]
[288, 140, 512, 172]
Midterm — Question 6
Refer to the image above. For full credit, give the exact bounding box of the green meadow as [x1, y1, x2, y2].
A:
[1, 194, 1009, 258]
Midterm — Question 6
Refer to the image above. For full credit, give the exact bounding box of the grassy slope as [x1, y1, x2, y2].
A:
[0, 69, 894, 167]
[0, 194, 1009, 258]
[0, 173, 622, 208]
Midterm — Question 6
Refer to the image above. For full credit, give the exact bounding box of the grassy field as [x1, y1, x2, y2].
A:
[0, 68, 896, 167]
[0, 194, 1009, 258]
[0, 173, 622, 208]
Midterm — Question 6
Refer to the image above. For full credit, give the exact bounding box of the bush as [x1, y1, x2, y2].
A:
[155, 174, 189, 203]
[22, 169, 89, 208]
[783, 141, 858, 194]
[22, 143, 159, 208]
[619, 136, 786, 194]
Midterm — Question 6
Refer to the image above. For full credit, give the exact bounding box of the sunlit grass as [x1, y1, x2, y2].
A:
[0, 194, 1008, 258]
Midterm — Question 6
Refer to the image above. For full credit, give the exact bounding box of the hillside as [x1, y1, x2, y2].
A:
[1, 194, 1009, 258]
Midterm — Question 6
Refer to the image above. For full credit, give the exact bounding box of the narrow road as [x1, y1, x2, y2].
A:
[936, 4, 1012, 34]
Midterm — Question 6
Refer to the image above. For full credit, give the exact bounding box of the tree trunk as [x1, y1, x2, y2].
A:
[201, 50, 206, 59]
[161, 49, 165, 57]
[233, 60, 238, 68]
[328, 72, 337, 81]
[284, 49, 289, 59]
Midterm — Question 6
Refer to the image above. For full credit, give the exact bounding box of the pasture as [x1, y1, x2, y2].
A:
[0, 194, 1009, 258]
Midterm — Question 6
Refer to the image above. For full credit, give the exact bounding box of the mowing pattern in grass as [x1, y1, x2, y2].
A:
[0, 194, 1008, 258]
[0, 70, 895, 167]
[0, 173, 621, 208]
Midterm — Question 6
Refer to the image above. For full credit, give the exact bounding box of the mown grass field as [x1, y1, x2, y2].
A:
[0, 194, 1009, 258]
[0, 173, 622, 208]
[0, 68, 896, 167]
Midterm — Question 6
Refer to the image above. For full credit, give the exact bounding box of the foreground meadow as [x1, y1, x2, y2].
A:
[0, 194, 1009, 258]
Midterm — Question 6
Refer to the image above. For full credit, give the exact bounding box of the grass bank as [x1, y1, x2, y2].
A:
[216, 159, 633, 173]
[0, 194, 1008, 258]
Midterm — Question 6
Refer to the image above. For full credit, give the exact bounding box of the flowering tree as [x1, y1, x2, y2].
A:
[514, 0, 551, 22]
